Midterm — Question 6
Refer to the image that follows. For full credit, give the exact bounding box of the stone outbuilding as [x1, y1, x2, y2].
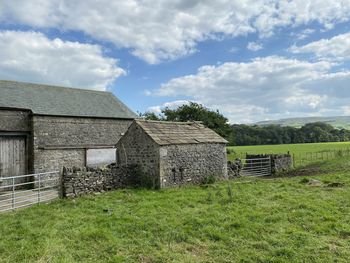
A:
[0, 80, 136, 178]
[116, 120, 228, 188]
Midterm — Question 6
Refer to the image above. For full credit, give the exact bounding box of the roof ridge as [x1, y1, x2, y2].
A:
[136, 119, 201, 125]
[0, 79, 112, 95]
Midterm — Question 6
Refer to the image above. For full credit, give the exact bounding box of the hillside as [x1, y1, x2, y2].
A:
[256, 116, 350, 129]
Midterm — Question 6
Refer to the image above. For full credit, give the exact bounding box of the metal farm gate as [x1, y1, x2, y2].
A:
[240, 157, 271, 177]
[0, 171, 60, 212]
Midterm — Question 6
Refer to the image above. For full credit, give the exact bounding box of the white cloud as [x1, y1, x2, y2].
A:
[228, 47, 239, 53]
[148, 100, 192, 114]
[0, 30, 125, 90]
[247, 42, 263, 51]
[1, 0, 350, 63]
[153, 56, 350, 122]
[290, 32, 350, 62]
[293, 28, 316, 40]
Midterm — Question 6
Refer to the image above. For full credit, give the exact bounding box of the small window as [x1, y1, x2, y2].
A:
[86, 148, 116, 167]
[179, 167, 184, 181]
[172, 168, 176, 182]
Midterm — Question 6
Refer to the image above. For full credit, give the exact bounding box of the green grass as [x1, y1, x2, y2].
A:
[1, 158, 350, 262]
[227, 141, 350, 161]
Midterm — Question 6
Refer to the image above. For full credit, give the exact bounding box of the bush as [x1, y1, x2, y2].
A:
[299, 178, 310, 184]
[226, 148, 235, 155]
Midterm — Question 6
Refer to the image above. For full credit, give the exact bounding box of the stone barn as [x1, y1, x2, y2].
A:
[0, 80, 136, 179]
[116, 120, 228, 188]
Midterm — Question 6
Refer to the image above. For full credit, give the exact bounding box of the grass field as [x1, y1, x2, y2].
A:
[1, 158, 350, 262]
[227, 141, 350, 162]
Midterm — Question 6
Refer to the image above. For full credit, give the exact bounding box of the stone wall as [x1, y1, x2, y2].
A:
[0, 109, 31, 132]
[62, 164, 155, 197]
[159, 143, 227, 187]
[116, 122, 160, 187]
[32, 115, 133, 173]
[62, 165, 129, 197]
[272, 154, 293, 173]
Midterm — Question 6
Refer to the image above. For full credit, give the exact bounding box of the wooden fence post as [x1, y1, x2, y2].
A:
[293, 153, 295, 168]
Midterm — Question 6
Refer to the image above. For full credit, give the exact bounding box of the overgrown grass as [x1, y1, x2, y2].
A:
[227, 141, 350, 161]
[1, 158, 350, 262]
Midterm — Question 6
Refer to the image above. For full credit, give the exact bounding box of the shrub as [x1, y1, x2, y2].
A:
[226, 148, 235, 155]
[299, 178, 310, 184]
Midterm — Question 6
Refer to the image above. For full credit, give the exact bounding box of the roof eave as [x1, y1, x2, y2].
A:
[32, 113, 136, 120]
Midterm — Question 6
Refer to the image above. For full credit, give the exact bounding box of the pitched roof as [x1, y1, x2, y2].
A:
[0, 80, 137, 119]
[135, 119, 228, 145]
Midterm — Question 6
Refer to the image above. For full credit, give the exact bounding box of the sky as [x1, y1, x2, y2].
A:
[0, 1, 350, 123]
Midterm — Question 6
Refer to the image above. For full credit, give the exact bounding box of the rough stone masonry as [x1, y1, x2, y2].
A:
[62, 165, 128, 197]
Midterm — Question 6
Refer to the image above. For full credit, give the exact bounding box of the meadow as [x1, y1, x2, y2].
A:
[227, 141, 350, 165]
[1, 157, 350, 262]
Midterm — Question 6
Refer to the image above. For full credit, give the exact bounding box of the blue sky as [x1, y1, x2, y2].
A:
[0, 1, 350, 123]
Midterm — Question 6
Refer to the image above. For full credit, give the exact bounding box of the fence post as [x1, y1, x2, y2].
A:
[293, 153, 295, 168]
[12, 177, 15, 210]
[38, 173, 41, 203]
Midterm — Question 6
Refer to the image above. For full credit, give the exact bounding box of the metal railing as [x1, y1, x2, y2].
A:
[0, 171, 60, 213]
[240, 157, 271, 177]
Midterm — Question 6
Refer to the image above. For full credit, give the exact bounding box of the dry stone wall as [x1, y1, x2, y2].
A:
[61, 164, 157, 197]
[272, 154, 293, 173]
[62, 165, 129, 197]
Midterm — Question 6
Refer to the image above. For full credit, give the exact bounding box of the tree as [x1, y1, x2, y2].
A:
[139, 111, 161, 121]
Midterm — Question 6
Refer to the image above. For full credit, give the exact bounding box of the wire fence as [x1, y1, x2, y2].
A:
[292, 148, 350, 167]
[228, 147, 350, 168]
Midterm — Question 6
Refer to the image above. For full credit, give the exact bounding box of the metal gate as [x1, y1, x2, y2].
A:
[240, 157, 271, 177]
[0, 171, 60, 213]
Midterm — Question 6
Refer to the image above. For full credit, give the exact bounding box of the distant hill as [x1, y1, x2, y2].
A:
[255, 116, 350, 129]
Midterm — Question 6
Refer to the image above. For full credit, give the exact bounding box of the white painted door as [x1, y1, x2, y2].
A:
[0, 137, 26, 178]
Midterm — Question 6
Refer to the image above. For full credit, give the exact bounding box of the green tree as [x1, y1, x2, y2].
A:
[139, 111, 162, 121]
[162, 102, 232, 140]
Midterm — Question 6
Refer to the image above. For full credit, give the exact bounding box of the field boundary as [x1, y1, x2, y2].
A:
[292, 148, 350, 167]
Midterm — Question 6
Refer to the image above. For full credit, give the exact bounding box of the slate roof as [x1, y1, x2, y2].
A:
[135, 119, 228, 145]
[0, 80, 137, 119]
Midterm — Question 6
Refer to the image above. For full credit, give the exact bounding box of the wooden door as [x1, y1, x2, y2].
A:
[0, 137, 27, 178]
